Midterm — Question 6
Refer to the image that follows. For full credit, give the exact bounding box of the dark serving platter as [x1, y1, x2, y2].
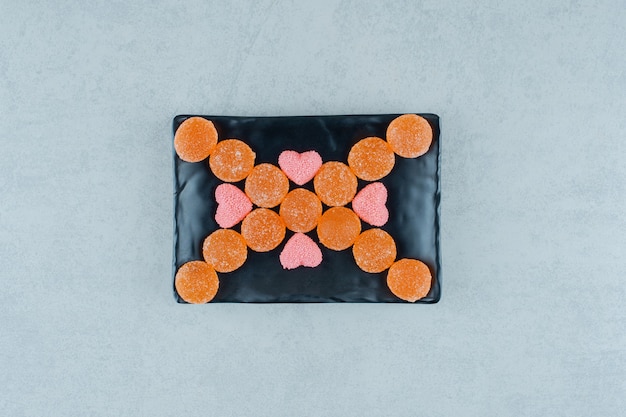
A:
[173, 114, 441, 303]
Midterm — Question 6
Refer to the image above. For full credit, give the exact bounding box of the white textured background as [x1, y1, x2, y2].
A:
[1, 1, 625, 415]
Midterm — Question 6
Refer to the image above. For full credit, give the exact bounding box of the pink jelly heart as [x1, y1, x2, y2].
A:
[279, 233, 323, 270]
[351, 182, 389, 227]
[278, 150, 322, 185]
[215, 183, 252, 228]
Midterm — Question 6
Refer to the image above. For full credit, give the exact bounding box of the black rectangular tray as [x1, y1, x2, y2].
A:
[173, 114, 441, 303]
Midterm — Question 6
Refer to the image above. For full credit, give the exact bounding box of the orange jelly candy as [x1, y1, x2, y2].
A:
[348, 137, 395, 181]
[279, 188, 322, 233]
[202, 229, 248, 273]
[386, 114, 433, 158]
[174, 117, 218, 163]
[245, 163, 290, 208]
[316, 207, 361, 251]
[209, 139, 256, 182]
[386, 259, 432, 302]
[241, 208, 286, 252]
[313, 162, 358, 207]
[175, 261, 219, 304]
[352, 228, 397, 273]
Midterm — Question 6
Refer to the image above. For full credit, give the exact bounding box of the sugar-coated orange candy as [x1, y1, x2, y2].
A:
[348, 137, 395, 181]
[202, 229, 247, 273]
[241, 208, 286, 252]
[387, 259, 432, 302]
[209, 139, 256, 182]
[316, 207, 361, 251]
[175, 261, 219, 304]
[279, 188, 322, 233]
[245, 163, 290, 208]
[352, 228, 397, 273]
[386, 114, 433, 158]
[313, 162, 358, 207]
[174, 117, 218, 162]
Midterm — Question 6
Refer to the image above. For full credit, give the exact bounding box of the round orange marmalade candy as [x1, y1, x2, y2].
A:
[241, 208, 286, 252]
[279, 188, 322, 233]
[313, 162, 358, 207]
[174, 117, 218, 162]
[386, 114, 433, 158]
[175, 261, 219, 304]
[316, 207, 361, 251]
[387, 259, 432, 302]
[244, 164, 290, 208]
[209, 139, 256, 182]
[202, 229, 247, 273]
[352, 228, 397, 273]
[348, 137, 395, 181]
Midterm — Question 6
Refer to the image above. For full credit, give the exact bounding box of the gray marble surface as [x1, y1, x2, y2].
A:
[1, 1, 624, 415]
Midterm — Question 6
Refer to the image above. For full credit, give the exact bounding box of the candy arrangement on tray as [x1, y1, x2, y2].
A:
[172, 114, 441, 304]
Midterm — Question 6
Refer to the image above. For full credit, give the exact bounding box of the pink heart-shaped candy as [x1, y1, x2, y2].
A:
[279, 233, 323, 270]
[278, 150, 322, 185]
[214, 183, 252, 228]
[351, 182, 389, 227]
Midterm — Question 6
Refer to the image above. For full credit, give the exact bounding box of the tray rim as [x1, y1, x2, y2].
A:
[172, 113, 441, 304]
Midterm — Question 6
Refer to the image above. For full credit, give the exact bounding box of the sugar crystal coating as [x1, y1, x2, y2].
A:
[209, 139, 256, 182]
[352, 228, 396, 273]
[241, 208, 286, 252]
[175, 261, 219, 304]
[278, 150, 322, 185]
[174, 117, 218, 163]
[348, 137, 395, 181]
[386, 259, 432, 302]
[351, 182, 389, 227]
[279, 188, 322, 233]
[386, 114, 432, 158]
[214, 183, 252, 228]
[316, 207, 361, 251]
[245, 163, 290, 208]
[314, 162, 358, 207]
[279, 233, 323, 270]
[203, 229, 248, 273]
